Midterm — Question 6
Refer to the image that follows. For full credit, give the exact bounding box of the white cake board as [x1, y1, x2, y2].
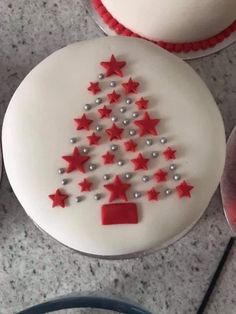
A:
[86, 0, 236, 60]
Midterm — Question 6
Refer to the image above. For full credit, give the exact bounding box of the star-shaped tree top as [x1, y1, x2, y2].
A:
[100, 55, 126, 77]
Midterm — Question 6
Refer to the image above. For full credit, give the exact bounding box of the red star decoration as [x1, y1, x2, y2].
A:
[100, 54, 126, 77]
[87, 82, 100, 95]
[74, 114, 93, 131]
[62, 147, 90, 173]
[98, 105, 112, 119]
[49, 189, 68, 208]
[107, 90, 121, 104]
[176, 181, 193, 198]
[122, 78, 139, 94]
[104, 175, 130, 202]
[135, 97, 149, 110]
[124, 139, 137, 152]
[87, 132, 101, 145]
[134, 112, 160, 136]
[131, 153, 149, 170]
[102, 151, 114, 164]
[78, 178, 92, 192]
[163, 147, 176, 160]
[154, 169, 168, 182]
[147, 188, 160, 201]
[105, 123, 124, 141]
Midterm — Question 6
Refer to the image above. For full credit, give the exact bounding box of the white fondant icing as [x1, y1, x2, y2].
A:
[101, 0, 236, 42]
[2, 37, 225, 257]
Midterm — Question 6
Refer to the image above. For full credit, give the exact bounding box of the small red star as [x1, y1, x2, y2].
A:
[104, 175, 130, 202]
[122, 78, 139, 94]
[87, 132, 101, 145]
[176, 181, 193, 198]
[105, 123, 124, 141]
[107, 90, 121, 104]
[78, 178, 92, 192]
[102, 151, 114, 164]
[98, 105, 112, 118]
[135, 97, 149, 110]
[62, 147, 90, 173]
[147, 188, 160, 201]
[131, 153, 149, 170]
[163, 147, 176, 160]
[134, 112, 160, 136]
[100, 55, 126, 77]
[87, 82, 100, 95]
[124, 139, 137, 152]
[49, 189, 68, 208]
[74, 114, 93, 131]
[154, 169, 168, 182]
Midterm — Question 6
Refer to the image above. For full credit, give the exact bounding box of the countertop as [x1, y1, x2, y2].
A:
[0, 1, 235, 313]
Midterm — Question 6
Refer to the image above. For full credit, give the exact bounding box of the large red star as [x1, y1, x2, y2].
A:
[154, 169, 168, 182]
[62, 147, 90, 173]
[107, 90, 121, 104]
[100, 55, 126, 77]
[176, 181, 193, 198]
[102, 151, 115, 164]
[134, 112, 160, 136]
[105, 123, 124, 141]
[78, 178, 92, 192]
[98, 105, 112, 119]
[147, 188, 160, 201]
[135, 97, 149, 110]
[87, 82, 100, 95]
[74, 114, 93, 131]
[49, 189, 68, 208]
[104, 175, 131, 202]
[163, 147, 176, 160]
[131, 153, 149, 170]
[87, 132, 101, 145]
[124, 139, 137, 152]
[122, 78, 139, 94]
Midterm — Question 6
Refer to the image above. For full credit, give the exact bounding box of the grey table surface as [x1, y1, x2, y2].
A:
[0, 1, 235, 314]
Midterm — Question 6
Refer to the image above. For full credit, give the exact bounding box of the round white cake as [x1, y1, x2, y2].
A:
[98, 0, 236, 42]
[2, 36, 225, 257]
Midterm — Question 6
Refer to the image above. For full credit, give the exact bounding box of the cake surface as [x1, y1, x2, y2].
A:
[2, 36, 225, 257]
[100, 0, 236, 43]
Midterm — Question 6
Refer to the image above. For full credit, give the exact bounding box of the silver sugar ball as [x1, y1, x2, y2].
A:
[111, 144, 118, 152]
[129, 129, 136, 136]
[95, 125, 103, 132]
[89, 163, 96, 171]
[103, 174, 110, 181]
[134, 191, 141, 199]
[58, 168, 65, 175]
[146, 139, 153, 146]
[110, 81, 116, 87]
[95, 97, 102, 105]
[84, 104, 91, 111]
[123, 119, 130, 126]
[165, 188, 172, 196]
[98, 73, 104, 80]
[160, 137, 167, 144]
[173, 174, 181, 181]
[125, 98, 132, 105]
[61, 179, 68, 185]
[169, 164, 176, 171]
[124, 173, 132, 179]
[70, 137, 77, 144]
[111, 116, 118, 122]
[82, 147, 89, 154]
[94, 193, 101, 201]
[117, 160, 124, 166]
[120, 107, 126, 114]
[132, 112, 139, 118]
[142, 175, 149, 183]
[151, 151, 159, 158]
[75, 196, 82, 203]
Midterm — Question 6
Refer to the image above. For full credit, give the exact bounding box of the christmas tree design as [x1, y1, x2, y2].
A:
[49, 55, 193, 225]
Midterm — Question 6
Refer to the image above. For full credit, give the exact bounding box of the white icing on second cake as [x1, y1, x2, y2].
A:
[2, 37, 225, 257]
[101, 0, 236, 42]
